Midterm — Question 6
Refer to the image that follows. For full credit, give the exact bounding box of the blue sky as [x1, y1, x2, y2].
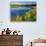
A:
[10, 1, 36, 5]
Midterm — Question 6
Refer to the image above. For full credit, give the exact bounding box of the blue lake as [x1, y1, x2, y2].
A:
[11, 7, 32, 16]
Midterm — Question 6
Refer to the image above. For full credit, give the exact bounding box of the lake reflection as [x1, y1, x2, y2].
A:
[11, 7, 32, 16]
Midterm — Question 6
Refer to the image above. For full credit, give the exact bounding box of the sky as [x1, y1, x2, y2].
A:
[10, 1, 36, 5]
[0, 0, 46, 46]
